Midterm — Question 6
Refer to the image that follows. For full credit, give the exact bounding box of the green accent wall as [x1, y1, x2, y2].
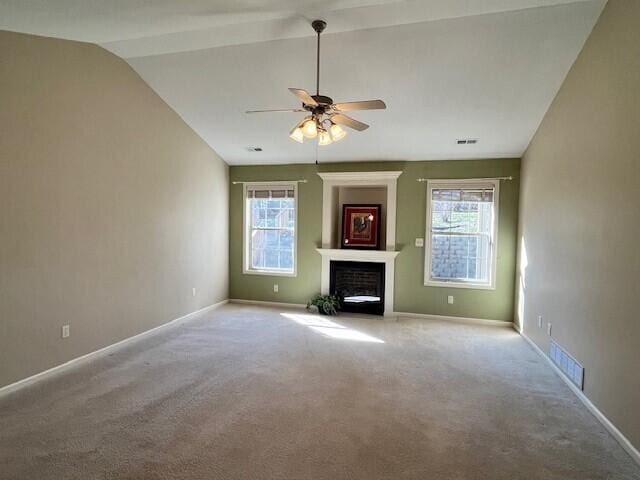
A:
[229, 159, 520, 322]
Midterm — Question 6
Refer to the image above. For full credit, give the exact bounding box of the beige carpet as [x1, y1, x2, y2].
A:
[0, 304, 638, 479]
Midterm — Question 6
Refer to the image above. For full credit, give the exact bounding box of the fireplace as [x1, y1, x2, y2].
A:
[330, 261, 385, 315]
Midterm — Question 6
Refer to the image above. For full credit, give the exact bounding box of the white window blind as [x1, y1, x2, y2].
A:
[424, 180, 498, 289]
[246, 187, 295, 199]
[244, 184, 296, 275]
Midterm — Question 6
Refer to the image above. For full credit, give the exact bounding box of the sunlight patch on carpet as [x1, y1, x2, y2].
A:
[280, 313, 385, 343]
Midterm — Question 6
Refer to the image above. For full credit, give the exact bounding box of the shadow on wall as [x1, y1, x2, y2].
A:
[516, 236, 529, 332]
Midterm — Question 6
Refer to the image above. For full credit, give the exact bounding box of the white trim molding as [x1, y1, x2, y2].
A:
[0, 300, 229, 398]
[424, 178, 499, 290]
[316, 248, 400, 316]
[317, 170, 402, 251]
[229, 300, 512, 327]
[242, 181, 298, 277]
[229, 298, 307, 309]
[518, 329, 640, 466]
[316, 248, 400, 262]
[395, 311, 513, 328]
[317, 171, 403, 182]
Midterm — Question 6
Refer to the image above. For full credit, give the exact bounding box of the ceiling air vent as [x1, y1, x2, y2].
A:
[456, 139, 478, 145]
[246, 147, 263, 152]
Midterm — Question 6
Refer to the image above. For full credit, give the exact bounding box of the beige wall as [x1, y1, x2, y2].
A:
[0, 31, 229, 388]
[516, 0, 640, 450]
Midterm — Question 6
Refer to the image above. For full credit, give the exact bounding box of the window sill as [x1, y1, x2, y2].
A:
[243, 268, 297, 278]
[424, 279, 495, 291]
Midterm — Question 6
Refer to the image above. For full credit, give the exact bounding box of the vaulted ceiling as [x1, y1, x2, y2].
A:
[1, 0, 606, 165]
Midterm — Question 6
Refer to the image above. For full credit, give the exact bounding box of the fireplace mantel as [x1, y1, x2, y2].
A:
[317, 171, 402, 251]
[316, 171, 402, 316]
[316, 248, 400, 261]
[316, 249, 399, 316]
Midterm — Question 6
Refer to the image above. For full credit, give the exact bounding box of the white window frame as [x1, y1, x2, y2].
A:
[242, 181, 298, 277]
[423, 178, 499, 290]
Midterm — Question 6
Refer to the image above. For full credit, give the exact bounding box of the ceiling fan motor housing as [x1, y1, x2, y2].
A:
[311, 95, 332, 105]
[304, 95, 334, 115]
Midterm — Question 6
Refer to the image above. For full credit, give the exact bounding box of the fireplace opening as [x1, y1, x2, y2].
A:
[330, 261, 385, 315]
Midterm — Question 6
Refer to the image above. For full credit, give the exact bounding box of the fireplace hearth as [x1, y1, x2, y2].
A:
[330, 261, 385, 315]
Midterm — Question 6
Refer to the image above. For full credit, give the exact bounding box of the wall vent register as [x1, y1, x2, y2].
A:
[550, 340, 584, 390]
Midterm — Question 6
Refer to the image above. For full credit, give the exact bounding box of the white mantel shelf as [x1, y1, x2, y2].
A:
[316, 248, 401, 316]
[316, 248, 400, 261]
[317, 171, 403, 183]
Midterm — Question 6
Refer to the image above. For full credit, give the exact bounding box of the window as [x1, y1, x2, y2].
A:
[243, 183, 297, 276]
[424, 179, 498, 289]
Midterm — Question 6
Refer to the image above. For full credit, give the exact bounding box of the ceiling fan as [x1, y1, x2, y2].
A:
[246, 19, 386, 146]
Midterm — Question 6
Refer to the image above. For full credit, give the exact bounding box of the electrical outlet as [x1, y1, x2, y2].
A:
[547, 322, 552, 336]
[61, 325, 70, 339]
[273, 284, 279, 293]
[415, 238, 424, 247]
[447, 295, 454, 305]
[538, 315, 543, 328]
[192, 287, 197, 297]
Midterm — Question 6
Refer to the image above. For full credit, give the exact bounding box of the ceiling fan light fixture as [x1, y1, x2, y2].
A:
[318, 128, 333, 146]
[329, 123, 347, 142]
[289, 125, 304, 143]
[245, 20, 385, 147]
[302, 118, 318, 138]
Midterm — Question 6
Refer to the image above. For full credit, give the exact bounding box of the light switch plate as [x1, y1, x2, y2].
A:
[447, 295, 454, 305]
[415, 238, 424, 247]
[61, 325, 70, 339]
[273, 284, 279, 293]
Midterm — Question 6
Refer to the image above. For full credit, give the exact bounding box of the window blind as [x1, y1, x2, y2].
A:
[432, 188, 494, 203]
[246, 187, 295, 199]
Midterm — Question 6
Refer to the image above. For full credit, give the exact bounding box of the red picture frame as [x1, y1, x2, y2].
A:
[341, 204, 381, 249]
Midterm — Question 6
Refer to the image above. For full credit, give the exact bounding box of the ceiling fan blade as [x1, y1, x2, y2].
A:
[289, 88, 318, 106]
[246, 108, 306, 114]
[331, 114, 369, 131]
[333, 100, 386, 112]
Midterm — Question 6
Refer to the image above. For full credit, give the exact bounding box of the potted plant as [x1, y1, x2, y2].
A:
[307, 294, 340, 316]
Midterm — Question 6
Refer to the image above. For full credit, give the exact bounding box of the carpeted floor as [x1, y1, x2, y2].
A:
[1, 304, 639, 480]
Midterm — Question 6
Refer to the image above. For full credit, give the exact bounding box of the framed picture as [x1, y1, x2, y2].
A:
[341, 204, 381, 249]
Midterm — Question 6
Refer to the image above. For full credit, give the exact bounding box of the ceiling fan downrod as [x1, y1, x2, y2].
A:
[312, 20, 326, 96]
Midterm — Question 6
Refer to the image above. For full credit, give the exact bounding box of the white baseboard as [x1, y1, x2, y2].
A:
[0, 299, 228, 398]
[229, 300, 512, 328]
[519, 331, 640, 466]
[394, 311, 513, 328]
[229, 298, 307, 309]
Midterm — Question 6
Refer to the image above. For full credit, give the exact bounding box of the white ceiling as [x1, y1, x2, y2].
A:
[0, 0, 605, 165]
[0, 1, 598, 50]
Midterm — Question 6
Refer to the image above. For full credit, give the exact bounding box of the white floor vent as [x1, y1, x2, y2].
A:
[549, 340, 584, 390]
